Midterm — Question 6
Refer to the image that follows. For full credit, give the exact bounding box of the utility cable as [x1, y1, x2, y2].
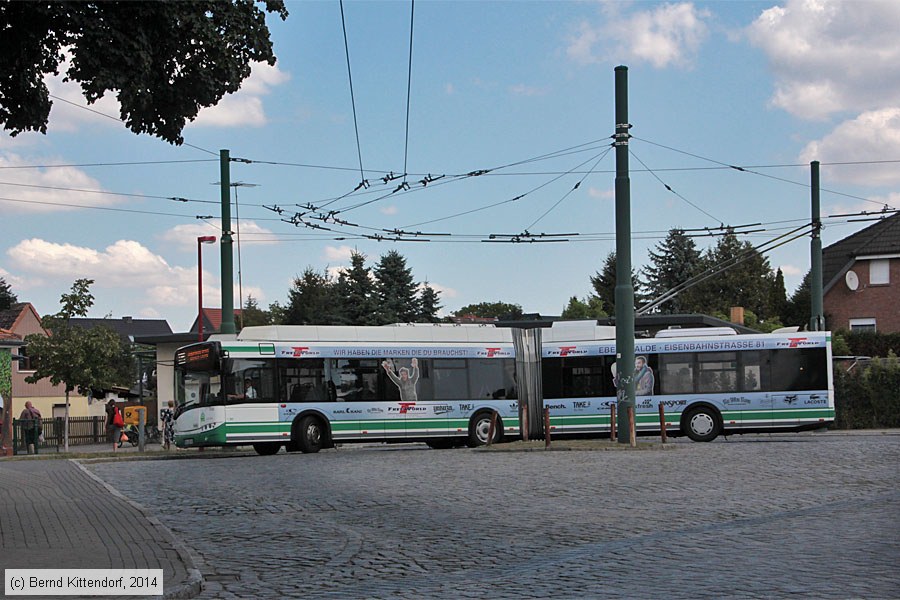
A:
[632, 136, 898, 210]
[48, 94, 218, 157]
[629, 148, 721, 223]
[525, 145, 613, 230]
[402, 0, 415, 184]
[340, 0, 366, 183]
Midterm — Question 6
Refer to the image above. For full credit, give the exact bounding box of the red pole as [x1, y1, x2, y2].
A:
[543, 407, 551, 448]
[628, 406, 636, 448]
[659, 403, 668, 443]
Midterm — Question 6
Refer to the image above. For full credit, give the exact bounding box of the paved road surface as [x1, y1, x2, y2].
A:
[89, 432, 900, 599]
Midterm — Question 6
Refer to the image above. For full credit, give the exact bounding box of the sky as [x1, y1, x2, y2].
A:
[2, 0, 899, 332]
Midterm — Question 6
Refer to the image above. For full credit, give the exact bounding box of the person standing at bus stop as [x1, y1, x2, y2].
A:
[19, 400, 41, 455]
[106, 399, 124, 452]
[160, 399, 175, 450]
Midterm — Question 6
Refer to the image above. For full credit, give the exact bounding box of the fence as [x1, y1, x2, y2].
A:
[12, 416, 107, 455]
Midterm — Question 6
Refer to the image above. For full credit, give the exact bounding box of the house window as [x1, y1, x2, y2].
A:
[16, 346, 36, 371]
[869, 259, 890, 285]
[849, 318, 876, 333]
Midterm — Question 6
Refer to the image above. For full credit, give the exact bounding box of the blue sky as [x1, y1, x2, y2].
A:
[2, 0, 899, 331]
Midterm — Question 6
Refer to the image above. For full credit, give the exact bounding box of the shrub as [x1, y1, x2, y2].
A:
[833, 352, 900, 429]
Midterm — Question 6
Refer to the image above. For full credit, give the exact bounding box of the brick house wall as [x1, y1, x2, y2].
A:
[824, 257, 900, 333]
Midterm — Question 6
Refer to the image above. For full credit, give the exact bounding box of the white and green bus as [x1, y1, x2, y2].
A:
[173, 321, 834, 454]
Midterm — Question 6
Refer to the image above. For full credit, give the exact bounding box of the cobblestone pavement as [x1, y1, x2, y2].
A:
[90, 432, 900, 599]
[0, 459, 198, 599]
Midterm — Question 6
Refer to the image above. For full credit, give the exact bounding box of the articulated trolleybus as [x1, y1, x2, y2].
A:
[173, 321, 834, 454]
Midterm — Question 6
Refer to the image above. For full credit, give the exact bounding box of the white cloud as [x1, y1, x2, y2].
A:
[420, 282, 458, 299]
[325, 266, 348, 280]
[444, 83, 456, 95]
[588, 186, 615, 200]
[748, 0, 900, 119]
[567, 3, 710, 69]
[380, 205, 398, 216]
[323, 245, 355, 262]
[779, 264, 803, 277]
[6, 238, 209, 309]
[159, 220, 277, 251]
[799, 108, 900, 186]
[192, 62, 290, 128]
[0, 153, 116, 213]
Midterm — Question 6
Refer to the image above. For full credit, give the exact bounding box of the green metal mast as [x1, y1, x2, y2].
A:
[219, 149, 236, 335]
[810, 160, 824, 331]
[614, 66, 636, 444]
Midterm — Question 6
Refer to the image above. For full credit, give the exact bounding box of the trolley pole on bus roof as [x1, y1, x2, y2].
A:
[809, 160, 824, 331]
[614, 66, 636, 444]
[219, 149, 236, 335]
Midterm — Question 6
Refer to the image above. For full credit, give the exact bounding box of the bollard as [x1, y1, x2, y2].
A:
[138, 407, 146, 452]
[628, 406, 636, 448]
[521, 404, 529, 442]
[543, 407, 551, 449]
[610, 404, 617, 442]
[486, 410, 497, 446]
[658, 403, 667, 443]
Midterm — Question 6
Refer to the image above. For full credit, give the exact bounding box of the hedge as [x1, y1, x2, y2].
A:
[833, 353, 900, 429]
[834, 330, 900, 358]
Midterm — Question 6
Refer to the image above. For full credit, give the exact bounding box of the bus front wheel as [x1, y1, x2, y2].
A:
[467, 411, 501, 447]
[297, 416, 324, 453]
[682, 406, 721, 442]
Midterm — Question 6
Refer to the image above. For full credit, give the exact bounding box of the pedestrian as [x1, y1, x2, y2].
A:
[160, 399, 175, 450]
[106, 399, 125, 452]
[19, 400, 41, 455]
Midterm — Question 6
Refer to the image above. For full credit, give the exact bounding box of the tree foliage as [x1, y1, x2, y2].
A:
[0, 1, 288, 145]
[418, 283, 442, 323]
[241, 295, 271, 327]
[782, 270, 811, 328]
[283, 268, 335, 325]
[590, 251, 642, 315]
[453, 302, 524, 320]
[373, 250, 420, 324]
[343, 251, 378, 325]
[561, 296, 607, 320]
[24, 279, 132, 396]
[642, 229, 703, 314]
[692, 233, 775, 319]
[0, 277, 17, 310]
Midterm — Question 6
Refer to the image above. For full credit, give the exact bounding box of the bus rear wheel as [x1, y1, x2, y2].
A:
[683, 406, 721, 442]
[297, 415, 324, 453]
[253, 442, 281, 456]
[467, 411, 501, 447]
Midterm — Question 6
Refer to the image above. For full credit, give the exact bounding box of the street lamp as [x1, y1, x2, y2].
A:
[197, 236, 217, 342]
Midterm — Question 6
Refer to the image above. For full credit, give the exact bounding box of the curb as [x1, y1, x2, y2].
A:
[71, 459, 203, 600]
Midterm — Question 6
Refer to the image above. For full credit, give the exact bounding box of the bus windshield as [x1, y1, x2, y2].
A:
[175, 369, 222, 410]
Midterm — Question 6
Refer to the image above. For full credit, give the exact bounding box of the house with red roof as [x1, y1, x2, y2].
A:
[823, 212, 900, 333]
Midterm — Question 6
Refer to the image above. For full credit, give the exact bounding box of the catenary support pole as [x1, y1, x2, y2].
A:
[810, 161, 824, 331]
[614, 66, 636, 444]
[219, 149, 236, 335]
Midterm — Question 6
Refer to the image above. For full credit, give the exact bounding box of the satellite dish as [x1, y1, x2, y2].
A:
[845, 270, 859, 291]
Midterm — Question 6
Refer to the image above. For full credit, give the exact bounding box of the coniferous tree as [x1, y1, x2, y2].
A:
[769, 267, 788, 322]
[0, 277, 17, 310]
[241, 295, 271, 327]
[561, 296, 607, 320]
[642, 229, 703, 314]
[783, 270, 812, 327]
[590, 251, 643, 315]
[418, 283, 442, 323]
[284, 268, 336, 325]
[373, 250, 419, 324]
[693, 233, 774, 318]
[343, 252, 378, 325]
